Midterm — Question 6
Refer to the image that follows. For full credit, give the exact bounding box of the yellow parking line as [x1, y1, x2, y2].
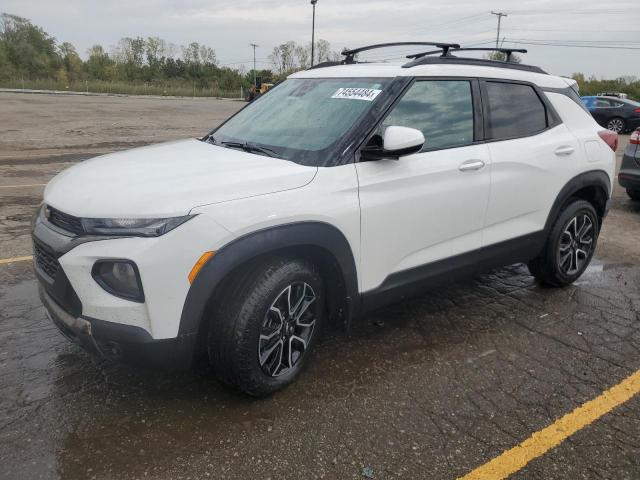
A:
[458, 369, 640, 480]
[0, 183, 46, 188]
[0, 255, 33, 265]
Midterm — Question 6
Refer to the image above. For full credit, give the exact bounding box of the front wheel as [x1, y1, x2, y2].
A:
[207, 257, 324, 396]
[528, 200, 599, 287]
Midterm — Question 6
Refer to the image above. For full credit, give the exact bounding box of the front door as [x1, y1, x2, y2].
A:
[356, 79, 491, 293]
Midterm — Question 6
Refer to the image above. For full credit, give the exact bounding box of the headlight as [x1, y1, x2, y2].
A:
[81, 215, 193, 237]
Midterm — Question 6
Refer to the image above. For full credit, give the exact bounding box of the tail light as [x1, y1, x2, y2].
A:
[634, 108, 640, 114]
[598, 130, 618, 151]
[631, 129, 640, 145]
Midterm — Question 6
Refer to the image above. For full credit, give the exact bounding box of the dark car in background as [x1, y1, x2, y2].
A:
[581, 95, 640, 134]
[619, 128, 640, 201]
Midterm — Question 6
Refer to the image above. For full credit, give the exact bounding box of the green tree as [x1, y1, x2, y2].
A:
[85, 44, 113, 80]
[58, 41, 83, 80]
[0, 13, 59, 77]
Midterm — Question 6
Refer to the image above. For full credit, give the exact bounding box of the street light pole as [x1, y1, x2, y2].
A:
[310, 0, 318, 67]
[249, 43, 258, 87]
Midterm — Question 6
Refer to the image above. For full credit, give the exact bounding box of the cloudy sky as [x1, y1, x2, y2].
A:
[4, 0, 639, 77]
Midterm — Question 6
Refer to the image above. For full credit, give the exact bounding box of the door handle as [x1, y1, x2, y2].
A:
[458, 159, 485, 172]
[555, 146, 575, 156]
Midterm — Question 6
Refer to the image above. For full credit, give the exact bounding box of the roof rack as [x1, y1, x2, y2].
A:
[341, 42, 460, 64]
[407, 47, 527, 62]
[402, 47, 546, 74]
[306, 41, 546, 75]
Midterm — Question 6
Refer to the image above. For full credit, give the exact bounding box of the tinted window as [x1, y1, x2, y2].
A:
[382, 80, 474, 151]
[485, 82, 547, 139]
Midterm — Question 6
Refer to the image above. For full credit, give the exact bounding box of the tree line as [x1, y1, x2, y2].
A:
[0, 12, 340, 97]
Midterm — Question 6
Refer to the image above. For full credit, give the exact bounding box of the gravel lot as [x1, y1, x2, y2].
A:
[0, 92, 639, 480]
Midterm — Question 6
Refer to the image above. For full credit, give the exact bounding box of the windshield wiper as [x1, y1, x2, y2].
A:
[218, 140, 281, 159]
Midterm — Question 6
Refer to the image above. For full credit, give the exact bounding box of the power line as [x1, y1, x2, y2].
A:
[505, 9, 629, 15]
[505, 40, 640, 50]
[504, 28, 639, 33]
[507, 37, 640, 44]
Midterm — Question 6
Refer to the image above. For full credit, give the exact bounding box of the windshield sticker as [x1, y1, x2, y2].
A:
[331, 88, 382, 101]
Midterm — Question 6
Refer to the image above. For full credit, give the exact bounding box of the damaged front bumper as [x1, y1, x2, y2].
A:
[40, 284, 197, 369]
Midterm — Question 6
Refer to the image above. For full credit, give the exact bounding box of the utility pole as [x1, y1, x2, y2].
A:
[491, 11, 508, 48]
[249, 43, 259, 87]
[310, 0, 318, 67]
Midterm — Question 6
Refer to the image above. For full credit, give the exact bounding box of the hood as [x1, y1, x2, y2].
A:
[44, 139, 317, 218]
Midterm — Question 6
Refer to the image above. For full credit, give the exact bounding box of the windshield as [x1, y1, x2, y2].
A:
[209, 77, 393, 165]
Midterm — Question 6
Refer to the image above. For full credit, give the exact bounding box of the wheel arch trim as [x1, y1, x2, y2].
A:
[544, 169, 611, 233]
[178, 221, 359, 336]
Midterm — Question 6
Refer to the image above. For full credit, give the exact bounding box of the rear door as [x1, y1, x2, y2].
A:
[481, 80, 580, 246]
[356, 78, 491, 292]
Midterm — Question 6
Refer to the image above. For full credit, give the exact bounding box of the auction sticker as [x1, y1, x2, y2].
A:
[331, 87, 382, 101]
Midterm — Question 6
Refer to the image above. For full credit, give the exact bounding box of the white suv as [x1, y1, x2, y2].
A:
[32, 43, 617, 396]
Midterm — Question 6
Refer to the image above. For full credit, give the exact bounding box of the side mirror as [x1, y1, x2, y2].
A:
[361, 126, 425, 160]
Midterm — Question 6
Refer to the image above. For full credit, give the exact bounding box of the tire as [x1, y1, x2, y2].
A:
[528, 199, 599, 287]
[207, 257, 325, 397]
[627, 189, 640, 201]
[606, 117, 626, 134]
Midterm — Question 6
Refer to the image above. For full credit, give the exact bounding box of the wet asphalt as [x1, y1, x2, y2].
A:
[0, 93, 639, 480]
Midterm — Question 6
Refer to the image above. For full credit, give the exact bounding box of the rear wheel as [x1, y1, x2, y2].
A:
[627, 189, 640, 201]
[207, 257, 324, 396]
[528, 200, 599, 287]
[606, 117, 626, 134]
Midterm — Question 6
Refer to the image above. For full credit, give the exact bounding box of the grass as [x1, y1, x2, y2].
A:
[0, 78, 244, 98]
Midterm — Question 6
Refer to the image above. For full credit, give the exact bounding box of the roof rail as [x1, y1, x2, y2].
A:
[307, 60, 343, 70]
[341, 42, 460, 64]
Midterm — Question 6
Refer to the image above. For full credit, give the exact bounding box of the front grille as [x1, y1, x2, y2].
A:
[33, 242, 60, 279]
[47, 206, 83, 235]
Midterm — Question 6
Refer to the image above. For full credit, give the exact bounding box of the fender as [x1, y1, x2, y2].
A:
[178, 221, 359, 336]
[543, 170, 611, 234]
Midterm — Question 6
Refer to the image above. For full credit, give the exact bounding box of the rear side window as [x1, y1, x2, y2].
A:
[485, 82, 547, 140]
[382, 80, 474, 151]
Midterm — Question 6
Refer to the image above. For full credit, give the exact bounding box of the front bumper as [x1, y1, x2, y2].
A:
[31, 209, 230, 369]
[40, 285, 196, 369]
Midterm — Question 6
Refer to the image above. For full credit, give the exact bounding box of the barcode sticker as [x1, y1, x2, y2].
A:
[331, 88, 382, 101]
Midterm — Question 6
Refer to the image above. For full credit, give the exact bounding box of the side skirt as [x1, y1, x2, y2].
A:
[360, 231, 545, 313]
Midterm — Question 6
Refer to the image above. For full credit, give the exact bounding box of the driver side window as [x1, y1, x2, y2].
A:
[382, 80, 474, 151]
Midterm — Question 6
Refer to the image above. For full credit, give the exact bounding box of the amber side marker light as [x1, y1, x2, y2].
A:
[188, 251, 215, 284]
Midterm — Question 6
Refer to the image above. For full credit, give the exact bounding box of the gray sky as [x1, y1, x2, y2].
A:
[4, 0, 640, 77]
